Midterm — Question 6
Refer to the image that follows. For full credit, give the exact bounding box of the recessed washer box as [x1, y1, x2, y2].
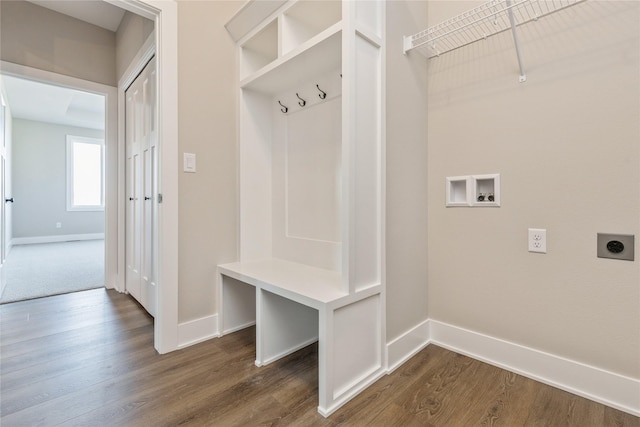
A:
[597, 233, 634, 261]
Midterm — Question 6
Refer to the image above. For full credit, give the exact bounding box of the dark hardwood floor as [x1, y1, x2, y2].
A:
[1, 288, 638, 426]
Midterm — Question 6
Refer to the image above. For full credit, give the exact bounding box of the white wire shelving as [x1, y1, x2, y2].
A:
[404, 0, 587, 82]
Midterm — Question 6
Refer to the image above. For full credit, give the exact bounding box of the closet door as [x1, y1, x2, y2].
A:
[141, 58, 157, 317]
[125, 56, 157, 316]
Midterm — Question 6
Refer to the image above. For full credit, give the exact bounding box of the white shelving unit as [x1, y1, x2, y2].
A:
[404, 0, 587, 81]
[220, 0, 385, 417]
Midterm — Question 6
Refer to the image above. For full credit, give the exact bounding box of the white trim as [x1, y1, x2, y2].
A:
[386, 319, 430, 373]
[177, 314, 220, 349]
[119, 32, 156, 90]
[385, 319, 640, 417]
[66, 135, 105, 212]
[429, 320, 640, 417]
[116, 30, 155, 296]
[12, 233, 105, 245]
[111, 0, 179, 354]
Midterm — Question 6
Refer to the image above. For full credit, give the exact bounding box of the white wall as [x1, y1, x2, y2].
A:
[0, 0, 117, 86]
[427, 0, 639, 380]
[12, 119, 105, 239]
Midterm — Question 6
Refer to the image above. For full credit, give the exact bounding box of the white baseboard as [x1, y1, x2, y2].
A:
[429, 320, 640, 417]
[12, 233, 105, 245]
[386, 319, 431, 373]
[175, 313, 639, 417]
[386, 319, 639, 417]
[177, 314, 219, 349]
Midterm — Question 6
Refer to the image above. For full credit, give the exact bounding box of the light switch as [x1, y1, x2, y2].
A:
[183, 153, 196, 173]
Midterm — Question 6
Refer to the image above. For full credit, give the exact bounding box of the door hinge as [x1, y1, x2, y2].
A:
[157, 193, 163, 204]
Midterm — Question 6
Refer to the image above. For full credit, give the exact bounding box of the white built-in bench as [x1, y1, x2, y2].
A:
[218, 258, 384, 416]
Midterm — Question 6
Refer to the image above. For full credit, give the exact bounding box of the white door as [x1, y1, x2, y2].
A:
[125, 56, 157, 316]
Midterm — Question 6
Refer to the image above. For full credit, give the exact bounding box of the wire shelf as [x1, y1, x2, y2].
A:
[404, 0, 586, 58]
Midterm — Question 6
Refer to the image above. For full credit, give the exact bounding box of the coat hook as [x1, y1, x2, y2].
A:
[296, 93, 306, 107]
[316, 84, 327, 99]
[278, 100, 288, 113]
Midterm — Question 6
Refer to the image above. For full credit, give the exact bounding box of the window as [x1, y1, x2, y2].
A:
[66, 135, 104, 211]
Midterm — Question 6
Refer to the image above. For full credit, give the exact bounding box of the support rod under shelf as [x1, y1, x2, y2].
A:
[506, 0, 527, 82]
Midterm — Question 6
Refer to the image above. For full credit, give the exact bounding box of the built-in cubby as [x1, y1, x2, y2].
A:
[281, 0, 342, 55]
[222, 0, 385, 417]
[446, 174, 501, 207]
[240, 19, 278, 79]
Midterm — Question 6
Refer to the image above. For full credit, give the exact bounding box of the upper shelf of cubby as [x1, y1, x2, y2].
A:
[403, 0, 586, 57]
[227, 0, 343, 95]
[240, 23, 342, 95]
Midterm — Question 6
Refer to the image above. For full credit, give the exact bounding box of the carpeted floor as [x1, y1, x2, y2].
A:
[0, 240, 104, 304]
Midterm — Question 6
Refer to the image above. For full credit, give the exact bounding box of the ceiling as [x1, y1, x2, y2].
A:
[2, 75, 105, 130]
[26, 1, 127, 32]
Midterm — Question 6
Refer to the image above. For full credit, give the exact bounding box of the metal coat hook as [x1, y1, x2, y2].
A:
[316, 84, 327, 99]
[296, 93, 306, 107]
[278, 100, 288, 113]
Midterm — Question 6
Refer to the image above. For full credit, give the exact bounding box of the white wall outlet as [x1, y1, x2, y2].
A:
[528, 228, 546, 253]
[56, 222, 62, 229]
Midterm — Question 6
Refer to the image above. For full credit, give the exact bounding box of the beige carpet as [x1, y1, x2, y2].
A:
[0, 240, 104, 304]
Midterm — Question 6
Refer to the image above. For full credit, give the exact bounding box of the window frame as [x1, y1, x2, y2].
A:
[66, 135, 105, 212]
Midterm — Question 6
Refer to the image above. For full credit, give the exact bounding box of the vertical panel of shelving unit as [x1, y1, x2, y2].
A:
[239, 90, 273, 261]
[343, 0, 384, 293]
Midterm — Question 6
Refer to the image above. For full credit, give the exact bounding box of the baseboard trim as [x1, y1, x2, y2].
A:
[12, 233, 105, 245]
[176, 314, 639, 417]
[386, 319, 430, 373]
[428, 320, 640, 417]
[177, 314, 219, 349]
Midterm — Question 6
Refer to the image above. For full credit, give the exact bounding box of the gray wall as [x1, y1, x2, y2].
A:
[427, 1, 639, 379]
[12, 119, 104, 238]
[0, 0, 117, 86]
[385, 1, 429, 341]
[177, 1, 239, 322]
[115, 11, 154, 82]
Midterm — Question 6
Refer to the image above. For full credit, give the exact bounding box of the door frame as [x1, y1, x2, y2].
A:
[110, 0, 179, 354]
[0, 0, 179, 354]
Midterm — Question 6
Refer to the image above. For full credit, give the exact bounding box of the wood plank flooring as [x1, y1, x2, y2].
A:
[1, 289, 638, 426]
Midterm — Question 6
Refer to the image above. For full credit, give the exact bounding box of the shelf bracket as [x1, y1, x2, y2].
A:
[506, 0, 527, 82]
[402, 35, 412, 55]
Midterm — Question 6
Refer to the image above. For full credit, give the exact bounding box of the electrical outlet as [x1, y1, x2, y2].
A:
[56, 222, 62, 229]
[528, 228, 546, 253]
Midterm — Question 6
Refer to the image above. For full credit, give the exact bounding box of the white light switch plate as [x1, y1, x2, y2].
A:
[183, 153, 196, 173]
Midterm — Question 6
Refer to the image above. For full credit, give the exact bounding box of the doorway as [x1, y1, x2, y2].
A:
[0, 74, 108, 303]
[0, 0, 179, 353]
